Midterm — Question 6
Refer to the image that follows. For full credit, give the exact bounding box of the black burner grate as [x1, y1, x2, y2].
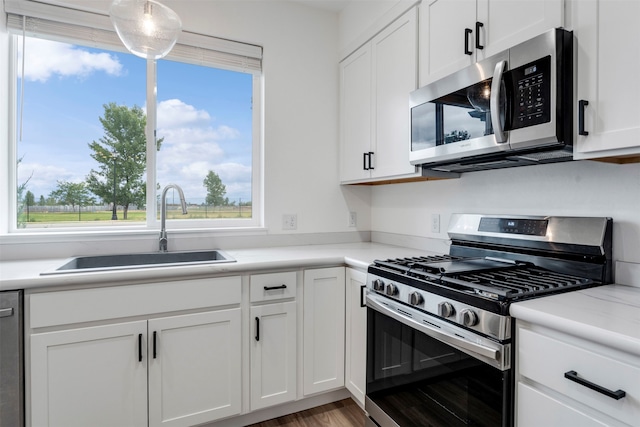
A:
[372, 256, 595, 301]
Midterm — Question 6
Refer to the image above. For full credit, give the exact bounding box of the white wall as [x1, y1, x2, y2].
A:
[371, 161, 640, 263]
[0, 0, 372, 260]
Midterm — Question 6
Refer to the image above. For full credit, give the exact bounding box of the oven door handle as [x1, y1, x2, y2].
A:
[367, 295, 502, 364]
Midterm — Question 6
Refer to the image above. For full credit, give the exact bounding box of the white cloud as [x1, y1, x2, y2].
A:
[154, 98, 248, 200]
[18, 162, 84, 197]
[157, 99, 210, 128]
[21, 38, 123, 83]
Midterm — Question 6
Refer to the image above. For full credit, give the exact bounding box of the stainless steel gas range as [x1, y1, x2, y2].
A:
[364, 214, 612, 427]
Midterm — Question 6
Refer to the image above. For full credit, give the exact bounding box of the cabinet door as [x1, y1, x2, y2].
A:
[573, 0, 640, 159]
[148, 309, 241, 427]
[476, 0, 563, 60]
[250, 301, 297, 411]
[303, 267, 346, 395]
[30, 321, 148, 427]
[344, 268, 367, 406]
[340, 44, 372, 182]
[371, 7, 419, 179]
[419, 0, 476, 86]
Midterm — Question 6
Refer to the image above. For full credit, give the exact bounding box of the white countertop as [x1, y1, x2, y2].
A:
[0, 242, 435, 291]
[510, 284, 640, 356]
[4, 242, 639, 358]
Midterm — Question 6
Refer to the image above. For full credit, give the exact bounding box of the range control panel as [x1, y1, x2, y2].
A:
[478, 217, 548, 236]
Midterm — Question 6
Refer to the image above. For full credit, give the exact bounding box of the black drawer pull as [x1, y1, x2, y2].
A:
[363, 152, 369, 170]
[564, 370, 626, 400]
[360, 285, 366, 308]
[264, 284, 287, 291]
[138, 334, 143, 362]
[368, 152, 374, 170]
[255, 317, 260, 342]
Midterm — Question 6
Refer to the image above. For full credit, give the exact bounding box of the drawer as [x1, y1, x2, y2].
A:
[518, 327, 640, 426]
[250, 271, 297, 303]
[30, 276, 241, 328]
[517, 382, 608, 427]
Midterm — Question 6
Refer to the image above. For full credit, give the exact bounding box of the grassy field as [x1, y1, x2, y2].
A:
[21, 207, 252, 224]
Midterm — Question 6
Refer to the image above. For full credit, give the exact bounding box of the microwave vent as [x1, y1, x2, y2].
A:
[508, 149, 573, 162]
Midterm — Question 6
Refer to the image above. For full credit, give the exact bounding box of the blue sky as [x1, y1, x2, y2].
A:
[17, 36, 253, 205]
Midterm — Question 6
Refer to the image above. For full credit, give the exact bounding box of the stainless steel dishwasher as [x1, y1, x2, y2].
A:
[0, 290, 24, 427]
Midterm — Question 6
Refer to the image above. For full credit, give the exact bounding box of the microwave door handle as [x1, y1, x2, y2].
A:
[491, 60, 507, 143]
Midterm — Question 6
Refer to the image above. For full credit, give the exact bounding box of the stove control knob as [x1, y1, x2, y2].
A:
[372, 279, 385, 292]
[461, 309, 479, 327]
[386, 283, 399, 297]
[409, 292, 423, 306]
[438, 302, 456, 318]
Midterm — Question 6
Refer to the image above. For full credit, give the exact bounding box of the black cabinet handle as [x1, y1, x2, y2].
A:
[368, 151, 374, 170]
[264, 284, 287, 291]
[578, 100, 589, 136]
[138, 334, 143, 362]
[475, 22, 484, 49]
[255, 317, 260, 342]
[360, 284, 366, 308]
[564, 370, 626, 400]
[464, 28, 473, 55]
[153, 331, 157, 359]
[363, 152, 369, 170]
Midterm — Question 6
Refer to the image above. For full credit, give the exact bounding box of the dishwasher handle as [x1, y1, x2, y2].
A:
[0, 307, 14, 318]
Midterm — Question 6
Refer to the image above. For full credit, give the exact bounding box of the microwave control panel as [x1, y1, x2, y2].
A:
[509, 55, 551, 130]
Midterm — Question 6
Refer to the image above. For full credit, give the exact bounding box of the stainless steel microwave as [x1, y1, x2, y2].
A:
[410, 28, 573, 173]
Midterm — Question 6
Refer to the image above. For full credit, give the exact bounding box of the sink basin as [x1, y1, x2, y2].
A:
[42, 250, 236, 275]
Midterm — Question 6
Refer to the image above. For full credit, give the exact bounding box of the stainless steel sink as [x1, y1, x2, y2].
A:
[41, 250, 236, 275]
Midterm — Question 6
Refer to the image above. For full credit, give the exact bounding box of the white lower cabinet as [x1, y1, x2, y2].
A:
[27, 277, 242, 427]
[516, 323, 640, 426]
[30, 321, 148, 427]
[344, 268, 367, 406]
[250, 301, 297, 411]
[303, 267, 346, 395]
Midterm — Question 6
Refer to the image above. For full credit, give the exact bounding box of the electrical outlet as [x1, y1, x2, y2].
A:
[431, 214, 440, 233]
[282, 214, 297, 230]
[349, 211, 357, 227]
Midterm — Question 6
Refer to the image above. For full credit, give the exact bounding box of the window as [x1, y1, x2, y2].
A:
[7, 10, 262, 232]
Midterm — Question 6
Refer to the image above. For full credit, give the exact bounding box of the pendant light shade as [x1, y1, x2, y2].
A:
[109, 0, 182, 60]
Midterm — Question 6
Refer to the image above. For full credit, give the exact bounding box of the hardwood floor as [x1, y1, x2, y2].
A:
[246, 399, 366, 427]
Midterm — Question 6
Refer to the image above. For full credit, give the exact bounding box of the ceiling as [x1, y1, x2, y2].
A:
[290, 0, 351, 13]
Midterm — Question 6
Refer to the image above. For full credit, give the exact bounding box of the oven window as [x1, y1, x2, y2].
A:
[367, 308, 510, 427]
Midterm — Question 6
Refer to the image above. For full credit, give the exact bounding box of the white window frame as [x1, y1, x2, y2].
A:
[4, 1, 264, 234]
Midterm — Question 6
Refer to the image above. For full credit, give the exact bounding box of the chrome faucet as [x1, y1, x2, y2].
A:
[159, 184, 188, 252]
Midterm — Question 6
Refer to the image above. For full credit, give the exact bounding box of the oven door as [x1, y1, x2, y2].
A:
[365, 293, 512, 427]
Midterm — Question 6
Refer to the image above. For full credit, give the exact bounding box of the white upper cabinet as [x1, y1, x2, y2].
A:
[572, 0, 640, 161]
[419, 0, 564, 86]
[340, 7, 420, 184]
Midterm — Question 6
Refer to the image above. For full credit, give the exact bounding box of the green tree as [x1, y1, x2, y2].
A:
[203, 170, 226, 206]
[25, 191, 35, 222]
[38, 195, 46, 206]
[49, 181, 96, 221]
[16, 155, 33, 228]
[85, 103, 162, 219]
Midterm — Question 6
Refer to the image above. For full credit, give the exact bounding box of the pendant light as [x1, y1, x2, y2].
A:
[109, 0, 182, 60]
